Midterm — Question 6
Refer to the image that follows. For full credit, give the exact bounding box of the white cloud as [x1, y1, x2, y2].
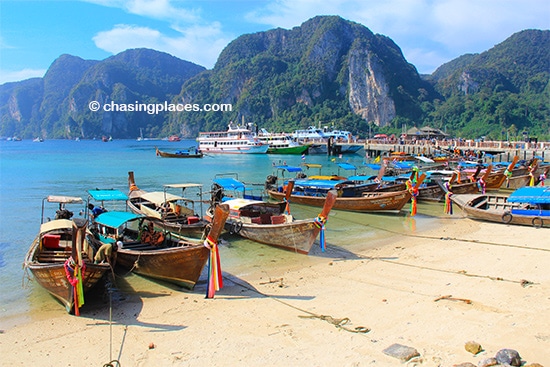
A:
[0, 69, 47, 84]
[92, 24, 232, 68]
[84, 0, 199, 22]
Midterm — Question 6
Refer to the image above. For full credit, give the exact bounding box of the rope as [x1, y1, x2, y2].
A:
[224, 274, 370, 334]
[102, 274, 121, 367]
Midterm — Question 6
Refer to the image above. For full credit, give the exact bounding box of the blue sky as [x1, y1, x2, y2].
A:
[1, 0, 549, 84]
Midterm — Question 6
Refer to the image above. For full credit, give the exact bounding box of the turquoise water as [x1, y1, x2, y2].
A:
[0, 139, 446, 321]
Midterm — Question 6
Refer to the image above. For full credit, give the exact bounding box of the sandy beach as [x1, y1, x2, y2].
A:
[1, 213, 549, 367]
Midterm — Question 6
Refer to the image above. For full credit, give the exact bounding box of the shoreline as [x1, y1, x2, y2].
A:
[1, 215, 549, 366]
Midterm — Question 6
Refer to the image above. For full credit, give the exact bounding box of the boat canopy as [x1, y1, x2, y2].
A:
[213, 177, 245, 191]
[40, 219, 74, 234]
[45, 195, 83, 204]
[337, 162, 357, 171]
[363, 163, 381, 170]
[414, 156, 435, 163]
[274, 165, 302, 172]
[508, 187, 550, 204]
[164, 183, 203, 189]
[141, 191, 183, 205]
[222, 198, 265, 210]
[393, 162, 414, 169]
[94, 211, 142, 228]
[347, 175, 378, 182]
[88, 189, 128, 201]
[294, 179, 343, 190]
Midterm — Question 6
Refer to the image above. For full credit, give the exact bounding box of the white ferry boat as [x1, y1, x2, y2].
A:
[257, 129, 309, 155]
[291, 126, 327, 141]
[197, 122, 268, 154]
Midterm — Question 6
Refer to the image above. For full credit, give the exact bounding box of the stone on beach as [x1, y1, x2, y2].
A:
[382, 343, 420, 362]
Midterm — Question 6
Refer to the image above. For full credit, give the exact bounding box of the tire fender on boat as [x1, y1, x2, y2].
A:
[532, 217, 543, 228]
[501, 212, 513, 224]
[229, 221, 243, 234]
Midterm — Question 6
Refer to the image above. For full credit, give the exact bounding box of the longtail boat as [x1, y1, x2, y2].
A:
[24, 195, 110, 315]
[266, 179, 412, 213]
[155, 147, 203, 158]
[210, 178, 336, 254]
[89, 204, 229, 289]
[127, 171, 209, 239]
[451, 186, 550, 228]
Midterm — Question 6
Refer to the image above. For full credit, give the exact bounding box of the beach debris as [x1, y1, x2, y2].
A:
[464, 340, 483, 355]
[452, 363, 475, 367]
[520, 279, 534, 287]
[382, 343, 420, 362]
[148, 342, 155, 349]
[434, 294, 472, 304]
[477, 357, 497, 367]
[495, 348, 522, 366]
[299, 314, 370, 334]
[259, 277, 285, 288]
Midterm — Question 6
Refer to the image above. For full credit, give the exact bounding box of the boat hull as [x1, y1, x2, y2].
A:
[230, 219, 321, 254]
[451, 194, 549, 228]
[24, 236, 109, 314]
[115, 245, 210, 289]
[267, 145, 309, 155]
[268, 189, 411, 213]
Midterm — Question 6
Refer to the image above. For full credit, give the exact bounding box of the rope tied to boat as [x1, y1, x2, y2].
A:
[204, 235, 223, 298]
[314, 215, 327, 252]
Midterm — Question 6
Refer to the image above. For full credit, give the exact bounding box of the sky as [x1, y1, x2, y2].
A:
[1, 0, 549, 84]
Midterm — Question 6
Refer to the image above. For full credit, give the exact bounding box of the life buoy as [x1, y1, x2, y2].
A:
[229, 221, 243, 234]
[501, 212, 513, 224]
[532, 217, 543, 228]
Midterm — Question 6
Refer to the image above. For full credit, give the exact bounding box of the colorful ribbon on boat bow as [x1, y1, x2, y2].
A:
[314, 215, 327, 252]
[204, 235, 223, 298]
[406, 180, 419, 216]
[540, 172, 546, 186]
[504, 168, 513, 188]
[284, 198, 291, 215]
[64, 256, 85, 316]
[477, 177, 486, 194]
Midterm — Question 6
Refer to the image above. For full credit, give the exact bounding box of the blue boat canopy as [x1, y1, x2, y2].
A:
[213, 177, 245, 191]
[88, 189, 128, 201]
[294, 179, 342, 190]
[94, 211, 142, 228]
[337, 162, 357, 171]
[508, 187, 550, 204]
[275, 165, 302, 172]
[363, 163, 381, 170]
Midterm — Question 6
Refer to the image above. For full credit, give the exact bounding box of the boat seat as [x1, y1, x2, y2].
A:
[270, 215, 286, 224]
[42, 234, 61, 249]
[260, 213, 272, 224]
[250, 217, 262, 224]
[187, 216, 200, 224]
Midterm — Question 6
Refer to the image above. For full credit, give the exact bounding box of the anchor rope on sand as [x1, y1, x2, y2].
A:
[225, 275, 370, 334]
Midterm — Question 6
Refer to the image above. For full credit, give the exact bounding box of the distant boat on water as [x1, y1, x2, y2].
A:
[257, 129, 309, 155]
[197, 121, 268, 154]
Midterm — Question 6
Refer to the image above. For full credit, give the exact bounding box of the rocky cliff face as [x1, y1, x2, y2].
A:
[347, 49, 396, 125]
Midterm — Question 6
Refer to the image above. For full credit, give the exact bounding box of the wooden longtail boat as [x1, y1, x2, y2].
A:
[155, 147, 203, 158]
[210, 178, 337, 254]
[267, 182, 411, 213]
[89, 204, 229, 289]
[127, 171, 208, 239]
[24, 196, 110, 314]
[451, 187, 550, 228]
